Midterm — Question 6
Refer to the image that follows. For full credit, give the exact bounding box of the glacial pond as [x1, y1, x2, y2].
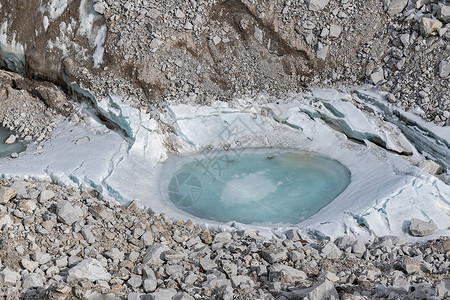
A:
[161, 149, 351, 225]
[0, 127, 27, 158]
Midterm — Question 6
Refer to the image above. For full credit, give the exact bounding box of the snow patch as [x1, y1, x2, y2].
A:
[93, 25, 106, 68]
[47, 0, 71, 22]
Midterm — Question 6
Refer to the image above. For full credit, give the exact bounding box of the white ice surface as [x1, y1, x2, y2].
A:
[47, 0, 71, 21]
[0, 88, 449, 242]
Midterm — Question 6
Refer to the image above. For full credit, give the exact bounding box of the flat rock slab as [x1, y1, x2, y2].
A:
[68, 258, 112, 282]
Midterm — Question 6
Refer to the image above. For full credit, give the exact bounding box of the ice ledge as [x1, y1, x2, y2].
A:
[0, 88, 449, 242]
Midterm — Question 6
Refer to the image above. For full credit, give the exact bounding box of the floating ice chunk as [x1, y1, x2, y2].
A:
[221, 173, 277, 206]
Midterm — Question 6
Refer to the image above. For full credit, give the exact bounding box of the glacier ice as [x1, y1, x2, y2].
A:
[0, 86, 449, 241]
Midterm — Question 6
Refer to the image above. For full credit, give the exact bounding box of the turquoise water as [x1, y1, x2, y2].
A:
[163, 150, 351, 225]
[0, 127, 27, 158]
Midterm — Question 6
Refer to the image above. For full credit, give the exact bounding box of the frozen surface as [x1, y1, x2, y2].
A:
[0, 87, 449, 241]
[161, 150, 350, 224]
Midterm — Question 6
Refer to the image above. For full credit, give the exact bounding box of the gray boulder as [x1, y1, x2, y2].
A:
[437, 5, 450, 23]
[0, 187, 17, 204]
[305, 0, 329, 11]
[56, 200, 83, 225]
[321, 242, 342, 259]
[291, 280, 339, 300]
[68, 258, 112, 281]
[382, 0, 408, 16]
[22, 273, 44, 289]
[142, 243, 169, 265]
[409, 218, 436, 237]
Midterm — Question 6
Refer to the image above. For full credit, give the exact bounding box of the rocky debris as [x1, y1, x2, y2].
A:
[0, 178, 447, 299]
[409, 218, 437, 237]
[0, 71, 60, 144]
[0, 0, 448, 129]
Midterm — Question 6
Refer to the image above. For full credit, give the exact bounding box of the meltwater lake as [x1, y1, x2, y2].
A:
[162, 149, 351, 225]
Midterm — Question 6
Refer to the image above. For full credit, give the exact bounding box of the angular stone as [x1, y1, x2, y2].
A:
[17, 200, 37, 211]
[306, 0, 330, 11]
[142, 243, 169, 265]
[142, 267, 156, 280]
[420, 18, 443, 37]
[439, 60, 450, 78]
[21, 258, 39, 272]
[371, 68, 384, 85]
[148, 288, 177, 300]
[166, 264, 184, 276]
[262, 246, 288, 264]
[11, 181, 28, 199]
[200, 257, 216, 271]
[56, 200, 83, 225]
[128, 275, 142, 288]
[82, 227, 96, 244]
[105, 248, 124, 261]
[173, 292, 195, 300]
[329, 24, 342, 38]
[175, 9, 185, 19]
[285, 228, 301, 241]
[164, 250, 186, 261]
[1, 267, 20, 285]
[435, 279, 450, 298]
[409, 218, 436, 237]
[230, 275, 254, 288]
[39, 190, 55, 202]
[438, 5, 450, 23]
[147, 9, 161, 19]
[352, 241, 366, 257]
[143, 279, 157, 292]
[68, 258, 111, 281]
[269, 264, 307, 283]
[0, 214, 13, 228]
[321, 242, 342, 259]
[33, 251, 51, 265]
[0, 187, 17, 204]
[22, 273, 43, 289]
[382, 0, 408, 16]
[141, 231, 153, 246]
[316, 45, 329, 60]
[291, 280, 339, 300]
[214, 232, 232, 244]
[396, 257, 421, 274]
[200, 229, 212, 244]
